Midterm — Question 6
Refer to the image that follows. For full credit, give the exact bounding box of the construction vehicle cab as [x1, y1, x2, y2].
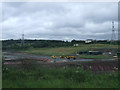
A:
[60, 55, 64, 59]
[51, 56, 57, 59]
[65, 56, 76, 59]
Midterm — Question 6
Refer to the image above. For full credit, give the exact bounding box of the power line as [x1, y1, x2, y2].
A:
[21, 33, 24, 47]
[111, 21, 116, 44]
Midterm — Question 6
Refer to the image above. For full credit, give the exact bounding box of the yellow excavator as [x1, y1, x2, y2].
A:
[65, 56, 76, 59]
[59, 55, 64, 59]
[51, 56, 57, 59]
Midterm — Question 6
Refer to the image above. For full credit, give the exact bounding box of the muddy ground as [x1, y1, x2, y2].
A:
[2, 51, 117, 62]
[2, 51, 119, 72]
[4, 60, 118, 72]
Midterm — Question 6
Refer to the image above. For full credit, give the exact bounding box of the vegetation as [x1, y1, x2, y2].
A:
[2, 39, 119, 50]
[2, 39, 118, 59]
[2, 39, 73, 50]
[20, 44, 118, 57]
[78, 55, 113, 59]
[2, 66, 119, 88]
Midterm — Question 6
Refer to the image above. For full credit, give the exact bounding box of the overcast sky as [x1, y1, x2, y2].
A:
[2, 2, 118, 41]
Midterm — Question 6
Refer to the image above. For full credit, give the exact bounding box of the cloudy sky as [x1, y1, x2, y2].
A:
[2, 2, 118, 41]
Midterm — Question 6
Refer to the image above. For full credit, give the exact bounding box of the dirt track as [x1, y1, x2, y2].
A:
[3, 51, 117, 63]
[2, 51, 119, 72]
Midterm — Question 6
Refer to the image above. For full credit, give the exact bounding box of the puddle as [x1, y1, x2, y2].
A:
[72, 59, 94, 62]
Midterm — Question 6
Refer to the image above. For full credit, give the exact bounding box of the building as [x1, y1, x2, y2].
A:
[85, 39, 93, 43]
[88, 51, 103, 55]
[73, 44, 79, 47]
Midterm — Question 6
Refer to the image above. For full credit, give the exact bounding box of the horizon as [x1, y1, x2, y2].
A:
[1, 38, 116, 41]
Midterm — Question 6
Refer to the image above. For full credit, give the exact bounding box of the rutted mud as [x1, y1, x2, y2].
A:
[2, 51, 117, 64]
[2, 51, 119, 72]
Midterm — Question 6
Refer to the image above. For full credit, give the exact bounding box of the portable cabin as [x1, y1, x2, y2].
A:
[78, 51, 87, 54]
[88, 51, 103, 55]
[117, 52, 120, 56]
[85, 39, 93, 44]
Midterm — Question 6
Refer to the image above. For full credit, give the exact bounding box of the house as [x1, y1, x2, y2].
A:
[85, 39, 93, 43]
[73, 44, 79, 47]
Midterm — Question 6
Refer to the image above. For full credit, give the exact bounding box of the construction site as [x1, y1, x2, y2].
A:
[1, 2, 119, 88]
[2, 22, 119, 88]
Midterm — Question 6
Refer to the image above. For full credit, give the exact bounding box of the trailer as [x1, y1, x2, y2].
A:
[117, 52, 120, 56]
[78, 51, 103, 55]
[88, 51, 103, 55]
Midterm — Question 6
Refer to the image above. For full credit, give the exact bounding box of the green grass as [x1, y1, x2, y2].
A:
[2, 67, 119, 88]
[20, 44, 118, 56]
[19, 44, 118, 59]
[21, 47, 81, 56]
[78, 55, 113, 59]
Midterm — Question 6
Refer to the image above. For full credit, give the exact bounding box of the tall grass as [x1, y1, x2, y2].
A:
[3, 66, 119, 88]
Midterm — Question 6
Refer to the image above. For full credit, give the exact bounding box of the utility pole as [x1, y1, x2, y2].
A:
[21, 33, 24, 47]
[111, 21, 116, 44]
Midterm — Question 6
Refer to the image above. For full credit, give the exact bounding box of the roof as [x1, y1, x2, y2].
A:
[86, 39, 93, 41]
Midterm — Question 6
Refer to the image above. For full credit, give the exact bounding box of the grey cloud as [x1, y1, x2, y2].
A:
[2, 2, 118, 40]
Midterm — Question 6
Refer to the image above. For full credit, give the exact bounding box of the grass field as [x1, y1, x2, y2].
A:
[78, 55, 113, 59]
[2, 66, 119, 88]
[20, 44, 118, 59]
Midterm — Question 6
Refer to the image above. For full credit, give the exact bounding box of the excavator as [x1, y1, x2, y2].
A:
[60, 55, 76, 59]
[65, 56, 76, 59]
[52, 55, 76, 59]
[51, 56, 57, 59]
[59, 55, 64, 59]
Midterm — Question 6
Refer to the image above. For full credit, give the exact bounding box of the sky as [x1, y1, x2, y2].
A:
[2, 2, 118, 41]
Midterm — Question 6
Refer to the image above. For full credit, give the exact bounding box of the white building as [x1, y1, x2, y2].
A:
[85, 39, 93, 43]
[73, 44, 79, 47]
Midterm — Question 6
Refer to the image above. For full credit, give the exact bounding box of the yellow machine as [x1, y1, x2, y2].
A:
[59, 55, 64, 59]
[65, 56, 76, 59]
[65, 56, 70, 59]
[51, 56, 57, 59]
[70, 56, 76, 59]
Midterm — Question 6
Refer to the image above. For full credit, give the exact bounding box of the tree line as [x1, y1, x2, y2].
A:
[2, 39, 119, 50]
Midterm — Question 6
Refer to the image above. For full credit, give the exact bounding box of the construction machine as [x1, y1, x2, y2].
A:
[51, 56, 57, 59]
